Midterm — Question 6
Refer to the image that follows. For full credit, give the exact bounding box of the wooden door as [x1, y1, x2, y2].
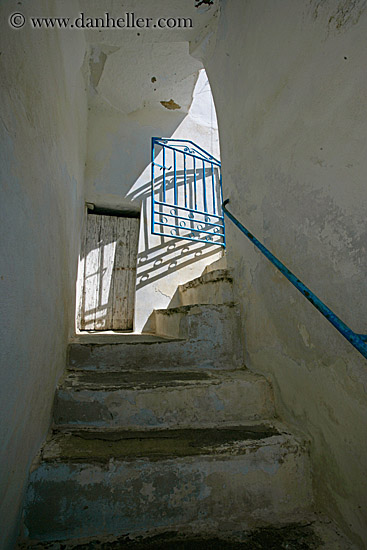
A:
[80, 213, 139, 331]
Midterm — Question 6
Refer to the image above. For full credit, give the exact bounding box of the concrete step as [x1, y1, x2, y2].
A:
[53, 369, 276, 429]
[153, 302, 242, 343]
[170, 269, 234, 307]
[23, 423, 313, 544]
[18, 519, 359, 549]
[68, 339, 242, 372]
[69, 307, 243, 371]
[70, 333, 177, 345]
[202, 254, 227, 274]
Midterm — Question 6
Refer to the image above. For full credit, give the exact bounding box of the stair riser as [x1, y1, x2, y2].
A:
[179, 280, 234, 306]
[24, 443, 312, 543]
[154, 304, 241, 341]
[54, 378, 275, 429]
[69, 339, 243, 371]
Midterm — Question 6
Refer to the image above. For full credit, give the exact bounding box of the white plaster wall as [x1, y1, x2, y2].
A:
[0, 2, 87, 547]
[84, 64, 223, 332]
[202, 1, 367, 547]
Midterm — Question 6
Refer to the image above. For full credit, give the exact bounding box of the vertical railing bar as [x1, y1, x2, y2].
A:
[174, 150, 177, 206]
[219, 170, 225, 247]
[202, 161, 208, 213]
[151, 137, 225, 248]
[193, 156, 197, 210]
[211, 163, 216, 215]
[183, 153, 187, 208]
[162, 146, 166, 202]
[151, 138, 156, 235]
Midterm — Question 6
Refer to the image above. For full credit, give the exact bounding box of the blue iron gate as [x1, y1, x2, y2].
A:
[151, 138, 225, 247]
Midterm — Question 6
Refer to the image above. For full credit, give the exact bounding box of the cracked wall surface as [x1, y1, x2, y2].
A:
[201, 1, 367, 547]
[0, 2, 88, 548]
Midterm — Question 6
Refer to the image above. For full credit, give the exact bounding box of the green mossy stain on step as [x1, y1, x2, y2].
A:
[43, 426, 280, 462]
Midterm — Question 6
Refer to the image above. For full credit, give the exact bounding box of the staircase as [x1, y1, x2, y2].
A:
[19, 269, 355, 548]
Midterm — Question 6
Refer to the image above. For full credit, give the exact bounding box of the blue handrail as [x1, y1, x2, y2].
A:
[222, 199, 367, 360]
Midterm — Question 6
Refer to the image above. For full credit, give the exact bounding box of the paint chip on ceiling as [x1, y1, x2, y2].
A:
[160, 99, 181, 110]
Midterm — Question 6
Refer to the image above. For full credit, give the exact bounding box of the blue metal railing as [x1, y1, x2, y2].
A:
[222, 199, 367, 360]
[151, 138, 225, 247]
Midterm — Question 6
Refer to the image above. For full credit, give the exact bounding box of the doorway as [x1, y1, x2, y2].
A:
[79, 207, 140, 331]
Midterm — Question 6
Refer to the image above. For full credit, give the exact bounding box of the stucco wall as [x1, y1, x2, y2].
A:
[0, 2, 87, 547]
[202, 1, 367, 547]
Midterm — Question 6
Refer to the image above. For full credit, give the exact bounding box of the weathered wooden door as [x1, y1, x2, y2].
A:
[80, 213, 139, 331]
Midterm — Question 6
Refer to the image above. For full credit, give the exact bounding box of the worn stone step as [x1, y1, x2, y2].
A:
[70, 333, 174, 345]
[170, 269, 234, 307]
[69, 319, 243, 372]
[18, 519, 359, 550]
[23, 423, 312, 543]
[53, 370, 276, 429]
[153, 302, 242, 344]
[68, 340, 242, 371]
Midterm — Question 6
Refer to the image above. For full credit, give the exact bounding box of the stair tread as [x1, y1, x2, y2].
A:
[70, 333, 182, 345]
[59, 369, 265, 390]
[155, 302, 236, 315]
[179, 268, 232, 291]
[41, 423, 298, 462]
[17, 519, 358, 549]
